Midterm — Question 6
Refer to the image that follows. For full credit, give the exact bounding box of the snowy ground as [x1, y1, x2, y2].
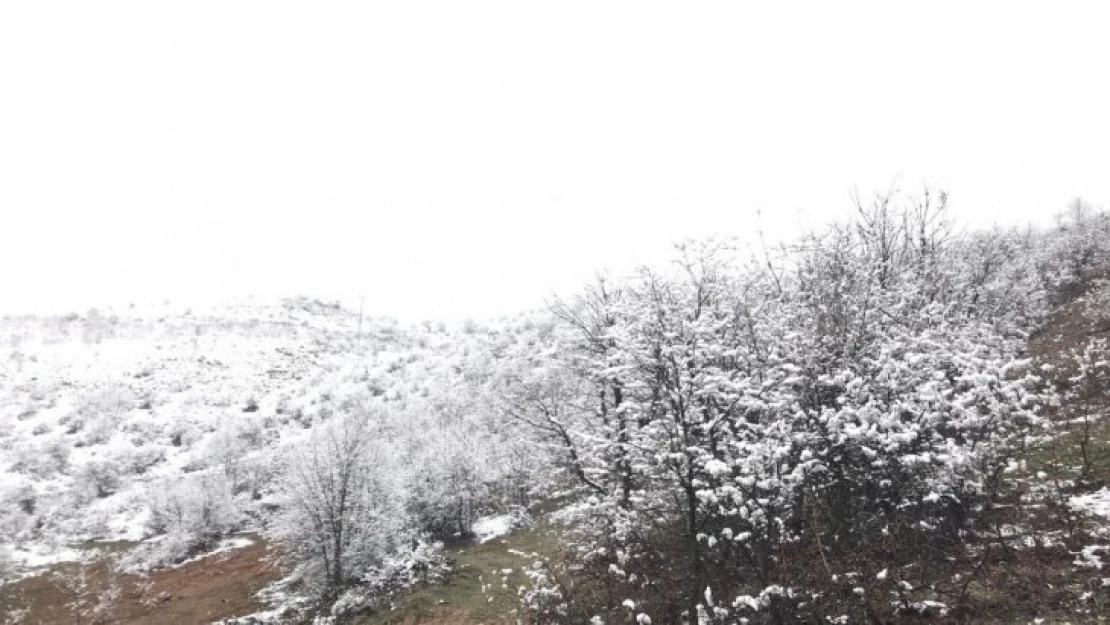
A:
[473, 509, 533, 544]
[1070, 488, 1110, 520]
[473, 514, 516, 543]
[3, 543, 83, 569]
[173, 535, 257, 568]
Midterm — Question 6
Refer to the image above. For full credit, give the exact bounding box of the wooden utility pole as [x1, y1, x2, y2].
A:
[357, 296, 364, 342]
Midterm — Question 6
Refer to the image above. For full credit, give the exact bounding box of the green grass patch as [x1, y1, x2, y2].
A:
[67, 538, 139, 556]
[1026, 413, 1110, 489]
[357, 525, 562, 625]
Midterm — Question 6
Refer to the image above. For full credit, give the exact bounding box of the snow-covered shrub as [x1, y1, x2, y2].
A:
[1037, 200, 1110, 305]
[0, 478, 38, 542]
[270, 409, 412, 599]
[1068, 338, 1110, 404]
[403, 430, 493, 539]
[72, 385, 136, 446]
[8, 438, 70, 480]
[15, 401, 38, 421]
[519, 557, 570, 623]
[116, 443, 167, 476]
[122, 472, 241, 570]
[165, 418, 204, 449]
[80, 308, 116, 345]
[228, 453, 274, 502]
[1081, 281, 1110, 328]
[148, 472, 239, 539]
[329, 541, 451, 618]
[1063, 338, 1110, 484]
[202, 415, 273, 490]
[74, 458, 123, 499]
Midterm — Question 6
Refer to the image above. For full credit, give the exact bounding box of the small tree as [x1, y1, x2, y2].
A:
[273, 406, 408, 600]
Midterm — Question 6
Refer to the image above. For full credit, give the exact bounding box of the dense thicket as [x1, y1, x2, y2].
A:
[512, 195, 1110, 623]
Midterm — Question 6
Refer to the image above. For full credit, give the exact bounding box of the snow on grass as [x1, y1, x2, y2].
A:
[1070, 488, 1110, 519]
[1074, 545, 1109, 569]
[102, 506, 152, 543]
[3, 543, 83, 569]
[175, 535, 257, 567]
[473, 514, 515, 543]
[1070, 489, 1110, 570]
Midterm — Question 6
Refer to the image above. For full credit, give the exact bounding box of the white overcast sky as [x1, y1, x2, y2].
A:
[2, 1, 1108, 319]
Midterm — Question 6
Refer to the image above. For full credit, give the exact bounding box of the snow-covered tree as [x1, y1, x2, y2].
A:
[271, 406, 409, 599]
[517, 194, 1063, 623]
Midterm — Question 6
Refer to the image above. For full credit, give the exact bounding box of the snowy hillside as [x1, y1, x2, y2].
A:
[2, 201, 1109, 624]
[0, 297, 535, 575]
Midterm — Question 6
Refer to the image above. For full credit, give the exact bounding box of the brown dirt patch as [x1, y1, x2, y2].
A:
[0, 540, 283, 624]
